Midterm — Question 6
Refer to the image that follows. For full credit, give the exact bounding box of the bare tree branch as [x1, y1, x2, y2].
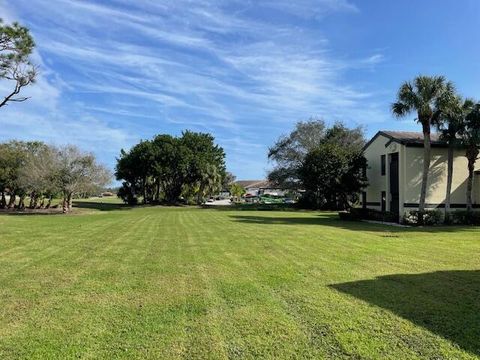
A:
[0, 19, 37, 109]
[0, 61, 37, 108]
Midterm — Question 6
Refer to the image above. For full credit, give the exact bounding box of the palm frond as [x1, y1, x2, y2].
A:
[397, 81, 420, 109]
[414, 75, 447, 103]
[391, 101, 411, 117]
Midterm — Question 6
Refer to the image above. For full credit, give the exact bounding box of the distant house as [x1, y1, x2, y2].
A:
[362, 131, 480, 218]
[234, 180, 287, 197]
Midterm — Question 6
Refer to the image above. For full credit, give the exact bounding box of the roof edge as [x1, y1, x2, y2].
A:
[362, 131, 401, 152]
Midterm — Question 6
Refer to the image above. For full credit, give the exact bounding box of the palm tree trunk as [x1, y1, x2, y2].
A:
[466, 146, 478, 212]
[444, 143, 454, 221]
[419, 122, 432, 223]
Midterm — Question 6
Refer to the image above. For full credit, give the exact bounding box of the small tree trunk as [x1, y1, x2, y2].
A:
[419, 121, 432, 225]
[18, 195, 25, 209]
[39, 198, 45, 209]
[62, 192, 68, 213]
[67, 193, 73, 211]
[444, 143, 454, 222]
[7, 192, 16, 208]
[0, 191, 6, 208]
[33, 195, 39, 209]
[45, 196, 52, 209]
[155, 181, 160, 202]
[142, 178, 147, 204]
[29, 193, 35, 209]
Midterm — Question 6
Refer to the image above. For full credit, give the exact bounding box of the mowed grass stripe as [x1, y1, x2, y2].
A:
[0, 205, 479, 359]
[0, 213, 154, 358]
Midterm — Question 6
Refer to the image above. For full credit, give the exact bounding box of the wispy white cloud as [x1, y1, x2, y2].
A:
[0, 0, 387, 178]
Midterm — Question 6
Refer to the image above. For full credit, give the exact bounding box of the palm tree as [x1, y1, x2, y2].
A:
[392, 75, 454, 217]
[436, 95, 474, 220]
[460, 103, 480, 211]
[197, 164, 222, 204]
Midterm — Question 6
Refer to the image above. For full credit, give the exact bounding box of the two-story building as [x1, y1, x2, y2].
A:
[362, 131, 480, 219]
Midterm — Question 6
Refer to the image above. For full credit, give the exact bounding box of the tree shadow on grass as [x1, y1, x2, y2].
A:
[0, 209, 64, 216]
[201, 203, 296, 211]
[330, 270, 480, 356]
[72, 201, 132, 212]
[0, 202, 131, 215]
[229, 213, 477, 233]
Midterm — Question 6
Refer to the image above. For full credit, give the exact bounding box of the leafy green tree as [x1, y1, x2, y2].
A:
[0, 141, 24, 207]
[229, 183, 245, 203]
[460, 103, 480, 211]
[436, 94, 474, 219]
[180, 131, 225, 204]
[151, 134, 189, 203]
[268, 119, 364, 189]
[392, 75, 454, 215]
[116, 131, 226, 205]
[196, 164, 222, 204]
[298, 143, 367, 210]
[322, 122, 365, 151]
[0, 19, 37, 108]
[0, 140, 44, 208]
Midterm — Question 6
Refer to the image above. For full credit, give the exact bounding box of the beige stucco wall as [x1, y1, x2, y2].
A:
[363, 135, 389, 210]
[404, 147, 480, 208]
[363, 132, 480, 215]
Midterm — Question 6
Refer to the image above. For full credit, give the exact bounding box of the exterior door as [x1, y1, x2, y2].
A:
[389, 153, 399, 217]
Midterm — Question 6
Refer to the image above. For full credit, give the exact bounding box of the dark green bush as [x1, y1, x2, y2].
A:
[338, 211, 358, 221]
[117, 184, 138, 205]
[450, 210, 480, 225]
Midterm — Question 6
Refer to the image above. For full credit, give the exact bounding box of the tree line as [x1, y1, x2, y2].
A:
[115, 131, 227, 205]
[268, 120, 368, 210]
[0, 141, 110, 212]
[392, 75, 480, 222]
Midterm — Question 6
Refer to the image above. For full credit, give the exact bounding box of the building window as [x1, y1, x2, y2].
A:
[381, 155, 386, 176]
[381, 191, 386, 212]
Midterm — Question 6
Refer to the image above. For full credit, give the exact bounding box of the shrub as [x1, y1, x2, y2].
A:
[117, 184, 138, 205]
[338, 211, 358, 221]
[403, 210, 443, 226]
[450, 210, 480, 225]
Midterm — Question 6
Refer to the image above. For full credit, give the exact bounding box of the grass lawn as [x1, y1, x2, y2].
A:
[1, 202, 479, 359]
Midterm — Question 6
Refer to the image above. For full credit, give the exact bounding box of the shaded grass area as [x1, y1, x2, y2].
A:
[331, 270, 480, 357]
[0, 205, 479, 359]
[73, 196, 128, 212]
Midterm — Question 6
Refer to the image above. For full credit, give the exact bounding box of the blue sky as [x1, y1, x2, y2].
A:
[1, 0, 479, 180]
